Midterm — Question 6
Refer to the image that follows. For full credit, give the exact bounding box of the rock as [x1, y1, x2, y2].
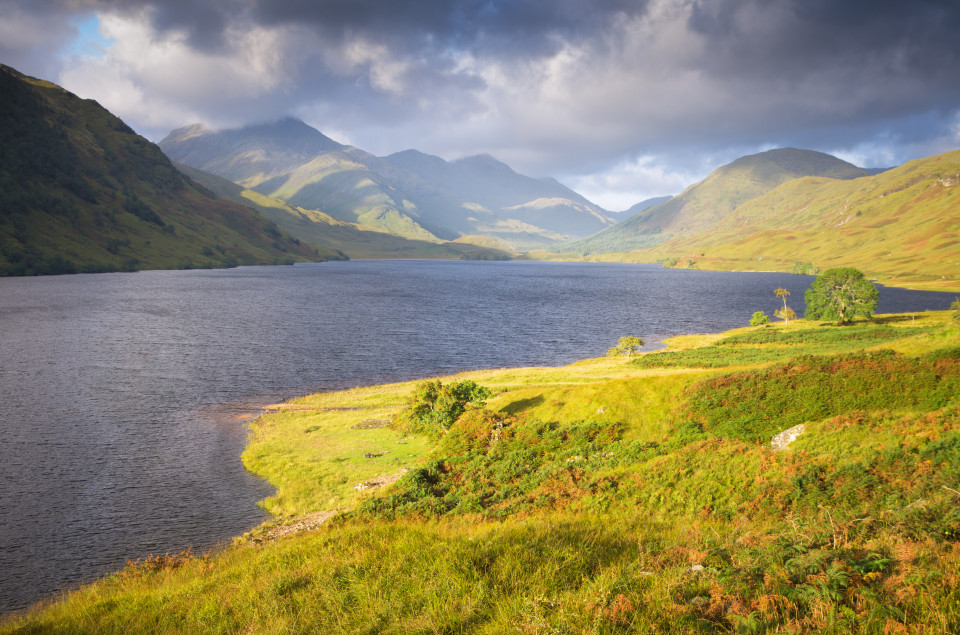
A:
[771, 423, 806, 451]
[687, 564, 705, 574]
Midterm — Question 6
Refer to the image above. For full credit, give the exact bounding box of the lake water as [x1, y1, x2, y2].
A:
[0, 260, 956, 613]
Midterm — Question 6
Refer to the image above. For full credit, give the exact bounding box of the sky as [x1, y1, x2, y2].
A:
[2, 0, 960, 211]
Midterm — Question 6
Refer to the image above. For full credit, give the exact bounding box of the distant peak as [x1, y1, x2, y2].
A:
[164, 123, 211, 142]
[455, 154, 515, 173]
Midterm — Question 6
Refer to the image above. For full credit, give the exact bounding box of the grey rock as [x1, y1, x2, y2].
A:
[771, 423, 806, 451]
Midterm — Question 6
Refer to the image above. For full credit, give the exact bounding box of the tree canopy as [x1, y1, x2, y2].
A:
[804, 267, 878, 324]
[606, 335, 645, 358]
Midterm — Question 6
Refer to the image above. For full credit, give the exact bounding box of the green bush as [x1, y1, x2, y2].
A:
[749, 311, 770, 326]
[392, 380, 492, 440]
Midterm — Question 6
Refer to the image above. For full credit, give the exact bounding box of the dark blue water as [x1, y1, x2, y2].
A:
[0, 260, 955, 613]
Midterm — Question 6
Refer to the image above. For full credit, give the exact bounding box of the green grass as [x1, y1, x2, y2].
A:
[5, 312, 960, 633]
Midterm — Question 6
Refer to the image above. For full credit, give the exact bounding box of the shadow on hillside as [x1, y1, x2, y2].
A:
[501, 396, 545, 414]
[873, 314, 929, 325]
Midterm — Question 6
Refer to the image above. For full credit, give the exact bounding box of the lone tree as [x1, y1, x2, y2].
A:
[773, 287, 795, 323]
[804, 267, 879, 324]
[607, 335, 645, 358]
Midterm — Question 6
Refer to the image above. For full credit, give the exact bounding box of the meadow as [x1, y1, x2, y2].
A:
[4, 310, 959, 633]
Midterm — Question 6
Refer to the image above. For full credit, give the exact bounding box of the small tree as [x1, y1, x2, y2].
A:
[804, 267, 879, 324]
[606, 335, 645, 358]
[773, 287, 794, 323]
[951, 297, 960, 323]
[392, 380, 492, 439]
[750, 311, 770, 326]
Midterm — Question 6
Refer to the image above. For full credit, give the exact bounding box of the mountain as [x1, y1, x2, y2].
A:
[176, 163, 513, 261]
[606, 196, 673, 221]
[158, 118, 344, 187]
[160, 120, 615, 249]
[638, 149, 960, 290]
[550, 148, 871, 256]
[0, 64, 334, 276]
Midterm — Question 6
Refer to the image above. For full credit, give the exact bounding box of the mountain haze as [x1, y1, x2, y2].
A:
[160, 120, 616, 249]
[176, 163, 514, 261]
[0, 64, 331, 276]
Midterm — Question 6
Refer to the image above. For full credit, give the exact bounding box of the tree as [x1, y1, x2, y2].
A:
[392, 380, 492, 439]
[606, 335, 645, 358]
[750, 311, 770, 326]
[804, 267, 879, 324]
[773, 287, 794, 323]
[951, 298, 960, 323]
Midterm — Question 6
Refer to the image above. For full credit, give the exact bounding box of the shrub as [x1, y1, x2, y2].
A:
[749, 311, 770, 326]
[392, 380, 492, 439]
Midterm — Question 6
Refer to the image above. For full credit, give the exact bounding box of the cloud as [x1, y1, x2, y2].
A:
[3, 0, 960, 207]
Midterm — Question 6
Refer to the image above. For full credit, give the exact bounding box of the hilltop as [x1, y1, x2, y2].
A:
[0, 64, 334, 275]
[637, 149, 960, 290]
[544, 147, 960, 291]
[6, 308, 960, 632]
[550, 148, 870, 256]
[160, 120, 615, 249]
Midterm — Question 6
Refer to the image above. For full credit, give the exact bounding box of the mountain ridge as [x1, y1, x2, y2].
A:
[160, 119, 616, 248]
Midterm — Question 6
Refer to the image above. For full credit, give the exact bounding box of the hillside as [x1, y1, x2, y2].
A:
[550, 148, 869, 256]
[160, 121, 615, 249]
[626, 150, 960, 291]
[0, 65, 334, 275]
[6, 309, 960, 632]
[177, 163, 514, 260]
[607, 195, 673, 221]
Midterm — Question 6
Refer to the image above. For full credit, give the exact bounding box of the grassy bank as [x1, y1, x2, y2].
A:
[4, 312, 960, 633]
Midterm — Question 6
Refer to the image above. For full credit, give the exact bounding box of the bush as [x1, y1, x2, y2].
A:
[749, 311, 770, 326]
[392, 380, 492, 439]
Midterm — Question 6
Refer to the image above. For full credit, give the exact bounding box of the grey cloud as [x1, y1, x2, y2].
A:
[3, 0, 960, 202]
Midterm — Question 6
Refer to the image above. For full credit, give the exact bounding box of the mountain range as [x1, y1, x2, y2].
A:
[160, 119, 616, 249]
[2, 61, 957, 289]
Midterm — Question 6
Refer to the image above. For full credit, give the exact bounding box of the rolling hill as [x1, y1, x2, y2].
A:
[637, 149, 960, 290]
[160, 121, 616, 249]
[0, 64, 334, 276]
[549, 148, 870, 256]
